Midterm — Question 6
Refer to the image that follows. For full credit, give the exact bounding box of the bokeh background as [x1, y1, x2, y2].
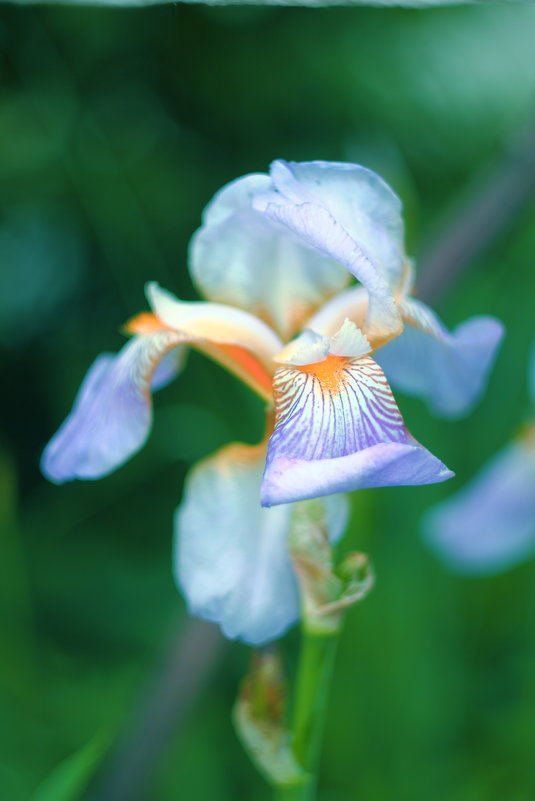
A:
[1, 2, 535, 799]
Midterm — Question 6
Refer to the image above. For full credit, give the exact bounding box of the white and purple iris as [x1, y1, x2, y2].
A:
[41, 160, 504, 644]
[424, 342, 535, 576]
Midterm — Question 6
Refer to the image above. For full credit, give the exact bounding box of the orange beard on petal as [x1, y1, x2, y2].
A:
[296, 354, 350, 394]
[123, 312, 174, 335]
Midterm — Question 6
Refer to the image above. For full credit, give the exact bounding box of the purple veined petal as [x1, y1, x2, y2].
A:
[151, 347, 187, 390]
[261, 355, 452, 506]
[41, 331, 184, 484]
[423, 439, 535, 575]
[254, 186, 401, 348]
[268, 160, 406, 290]
[174, 442, 349, 645]
[375, 297, 505, 418]
[189, 174, 350, 340]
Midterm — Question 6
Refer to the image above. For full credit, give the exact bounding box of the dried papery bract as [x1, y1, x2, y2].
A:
[289, 500, 374, 636]
[233, 650, 310, 790]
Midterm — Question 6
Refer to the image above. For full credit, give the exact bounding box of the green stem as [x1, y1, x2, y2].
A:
[274, 629, 339, 801]
[273, 784, 311, 801]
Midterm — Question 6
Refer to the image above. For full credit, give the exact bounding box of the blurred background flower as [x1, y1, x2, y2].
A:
[1, 3, 535, 801]
[423, 343, 535, 575]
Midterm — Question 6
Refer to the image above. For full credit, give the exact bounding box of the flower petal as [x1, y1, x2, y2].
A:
[268, 160, 406, 289]
[41, 330, 185, 483]
[145, 282, 282, 400]
[262, 355, 452, 506]
[174, 442, 349, 645]
[189, 174, 350, 339]
[375, 298, 505, 418]
[305, 285, 369, 336]
[147, 282, 282, 365]
[254, 161, 404, 346]
[423, 439, 535, 575]
[275, 319, 371, 366]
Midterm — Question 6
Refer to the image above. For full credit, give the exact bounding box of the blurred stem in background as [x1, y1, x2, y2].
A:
[418, 114, 535, 303]
[86, 620, 224, 801]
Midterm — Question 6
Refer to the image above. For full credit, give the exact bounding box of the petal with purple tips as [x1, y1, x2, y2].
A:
[262, 355, 452, 506]
[268, 160, 406, 290]
[375, 298, 504, 418]
[41, 330, 184, 483]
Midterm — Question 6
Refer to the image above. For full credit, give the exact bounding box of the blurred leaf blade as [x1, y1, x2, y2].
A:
[31, 733, 109, 801]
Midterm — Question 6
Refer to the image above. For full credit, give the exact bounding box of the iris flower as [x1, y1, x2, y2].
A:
[41, 160, 503, 643]
[424, 342, 535, 576]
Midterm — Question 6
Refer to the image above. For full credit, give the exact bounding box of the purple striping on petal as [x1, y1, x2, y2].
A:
[267, 356, 409, 469]
[262, 353, 453, 506]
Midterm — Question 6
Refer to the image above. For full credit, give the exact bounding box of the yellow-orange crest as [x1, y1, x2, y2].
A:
[296, 354, 350, 394]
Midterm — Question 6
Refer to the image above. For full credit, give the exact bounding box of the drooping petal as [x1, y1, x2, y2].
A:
[174, 442, 349, 645]
[254, 161, 404, 346]
[41, 330, 185, 483]
[151, 348, 187, 390]
[423, 438, 535, 575]
[42, 281, 281, 486]
[375, 297, 505, 418]
[189, 174, 350, 339]
[262, 354, 452, 506]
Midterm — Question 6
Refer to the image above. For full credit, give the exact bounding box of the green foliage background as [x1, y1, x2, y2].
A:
[1, 2, 535, 799]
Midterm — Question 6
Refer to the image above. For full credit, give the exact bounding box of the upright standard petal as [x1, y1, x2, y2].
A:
[175, 442, 349, 645]
[261, 322, 452, 506]
[41, 330, 185, 483]
[254, 160, 404, 346]
[189, 174, 350, 340]
[375, 298, 505, 418]
[423, 436, 535, 575]
[268, 160, 406, 290]
[306, 285, 369, 338]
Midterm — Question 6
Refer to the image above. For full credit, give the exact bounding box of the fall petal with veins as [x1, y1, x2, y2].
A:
[41, 331, 186, 483]
[41, 282, 285, 484]
[262, 354, 452, 506]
